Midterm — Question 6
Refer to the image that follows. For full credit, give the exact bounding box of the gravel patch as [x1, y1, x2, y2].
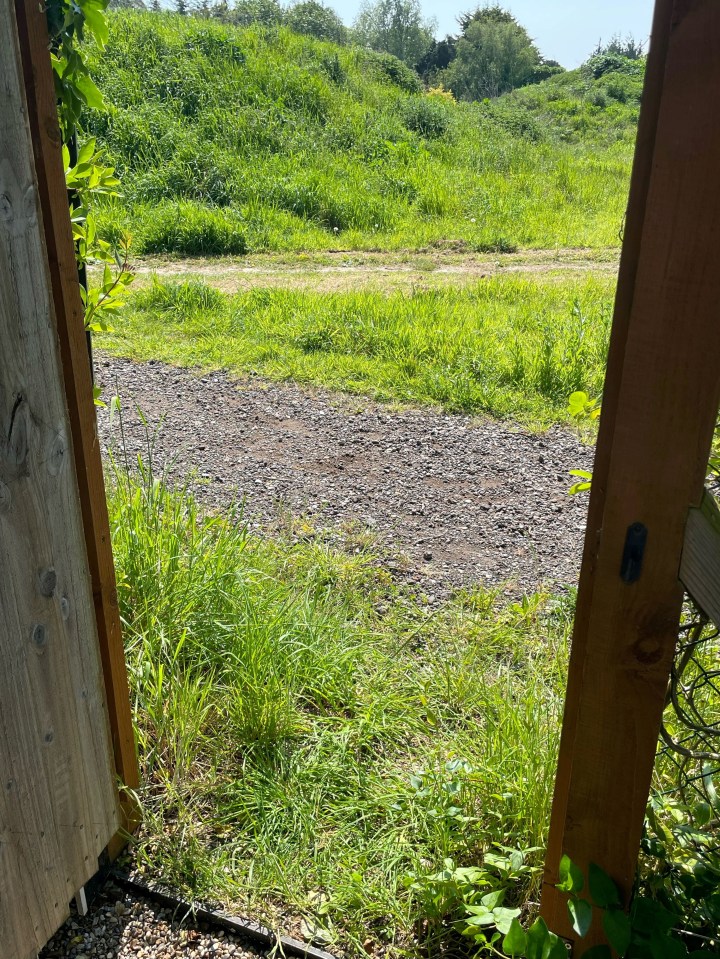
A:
[96, 354, 593, 596]
[39, 880, 263, 959]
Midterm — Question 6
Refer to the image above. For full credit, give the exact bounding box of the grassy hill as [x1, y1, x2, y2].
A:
[86, 12, 643, 255]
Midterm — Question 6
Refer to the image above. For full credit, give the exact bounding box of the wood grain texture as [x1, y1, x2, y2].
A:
[541, 0, 720, 947]
[680, 489, 720, 630]
[0, 3, 121, 957]
[14, 0, 140, 822]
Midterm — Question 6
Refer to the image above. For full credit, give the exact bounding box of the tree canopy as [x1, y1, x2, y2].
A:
[287, 0, 348, 43]
[353, 0, 436, 68]
[444, 5, 541, 100]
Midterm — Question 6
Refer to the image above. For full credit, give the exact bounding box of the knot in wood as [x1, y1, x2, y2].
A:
[38, 566, 56, 598]
[31, 622, 48, 651]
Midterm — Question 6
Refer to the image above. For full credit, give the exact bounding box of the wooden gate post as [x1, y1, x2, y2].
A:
[541, 0, 720, 946]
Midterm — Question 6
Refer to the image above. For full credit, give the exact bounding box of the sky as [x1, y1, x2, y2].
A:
[332, 0, 657, 68]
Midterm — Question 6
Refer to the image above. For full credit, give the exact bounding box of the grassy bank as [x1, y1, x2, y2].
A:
[85, 12, 641, 255]
[110, 457, 572, 955]
[100, 274, 613, 425]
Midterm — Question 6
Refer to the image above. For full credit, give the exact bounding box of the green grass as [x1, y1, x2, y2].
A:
[85, 12, 641, 255]
[109, 453, 573, 955]
[100, 274, 613, 426]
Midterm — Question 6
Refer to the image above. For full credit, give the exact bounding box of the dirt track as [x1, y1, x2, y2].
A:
[121, 248, 619, 294]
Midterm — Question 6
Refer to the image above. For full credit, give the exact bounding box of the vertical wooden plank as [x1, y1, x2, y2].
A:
[0, 0, 121, 954]
[13, 0, 140, 836]
[541, 0, 720, 946]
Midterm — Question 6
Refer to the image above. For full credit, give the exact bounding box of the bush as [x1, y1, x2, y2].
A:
[136, 201, 248, 254]
[359, 48, 422, 92]
[401, 95, 452, 138]
[286, 0, 347, 43]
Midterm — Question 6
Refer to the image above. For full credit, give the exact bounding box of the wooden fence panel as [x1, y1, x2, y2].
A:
[0, 1, 121, 956]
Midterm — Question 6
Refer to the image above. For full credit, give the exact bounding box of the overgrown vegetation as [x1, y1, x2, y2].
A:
[110, 453, 572, 954]
[99, 275, 614, 425]
[84, 11, 642, 255]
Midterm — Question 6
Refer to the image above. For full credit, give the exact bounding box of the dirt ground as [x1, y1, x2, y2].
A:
[111, 247, 619, 294]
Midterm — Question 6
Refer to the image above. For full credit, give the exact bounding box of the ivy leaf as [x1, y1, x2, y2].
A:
[603, 908, 631, 956]
[502, 918, 527, 957]
[588, 863, 620, 909]
[557, 854, 584, 894]
[567, 898, 592, 938]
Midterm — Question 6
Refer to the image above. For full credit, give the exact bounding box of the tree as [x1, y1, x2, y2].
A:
[353, 0, 436, 68]
[287, 0, 348, 44]
[416, 34, 456, 84]
[230, 0, 285, 27]
[443, 4, 540, 100]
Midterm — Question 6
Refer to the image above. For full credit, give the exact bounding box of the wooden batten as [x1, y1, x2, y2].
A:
[680, 488, 720, 630]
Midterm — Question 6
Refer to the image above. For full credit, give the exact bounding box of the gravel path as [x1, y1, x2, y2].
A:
[96, 355, 593, 596]
[39, 880, 263, 959]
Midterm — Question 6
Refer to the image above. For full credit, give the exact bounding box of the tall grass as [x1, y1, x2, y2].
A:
[101, 274, 613, 425]
[84, 12, 640, 255]
[108, 455, 573, 954]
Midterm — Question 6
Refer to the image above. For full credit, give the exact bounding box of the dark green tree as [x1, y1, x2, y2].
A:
[287, 0, 347, 43]
[416, 34, 456, 83]
[353, 0, 435, 68]
[443, 5, 540, 100]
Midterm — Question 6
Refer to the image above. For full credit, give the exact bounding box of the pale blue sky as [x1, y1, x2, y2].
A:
[333, 0, 656, 68]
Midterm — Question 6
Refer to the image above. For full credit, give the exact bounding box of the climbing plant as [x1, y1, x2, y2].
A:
[46, 0, 133, 341]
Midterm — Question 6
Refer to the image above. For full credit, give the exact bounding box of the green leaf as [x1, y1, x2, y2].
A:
[568, 898, 592, 938]
[81, 0, 110, 46]
[648, 933, 688, 959]
[568, 391, 590, 416]
[603, 908, 631, 956]
[526, 917, 552, 959]
[481, 889, 505, 909]
[74, 72, 105, 110]
[568, 479, 592, 495]
[502, 918, 527, 957]
[493, 906, 521, 935]
[547, 937, 568, 959]
[693, 801, 712, 826]
[588, 863, 620, 909]
[557, 854, 584, 894]
[76, 137, 96, 165]
[630, 899, 680, 937]
[569, 469, 593, 479]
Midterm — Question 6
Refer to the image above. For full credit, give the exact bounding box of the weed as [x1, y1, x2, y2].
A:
[108, 456, 571, 954]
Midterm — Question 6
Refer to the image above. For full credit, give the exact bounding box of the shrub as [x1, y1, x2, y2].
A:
[137, 201, 248, 254]
[359, 48, 422, 92]
[401, 95, 452, 138]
